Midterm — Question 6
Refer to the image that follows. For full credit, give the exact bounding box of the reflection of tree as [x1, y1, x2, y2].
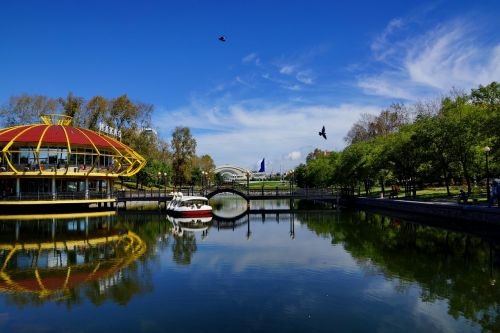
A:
[298, 211, 500, 332]
[172, 233, 197, 265]
[0, 214, 172, 308]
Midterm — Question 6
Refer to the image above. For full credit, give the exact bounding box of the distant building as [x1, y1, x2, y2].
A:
[214, 165, 267, 182]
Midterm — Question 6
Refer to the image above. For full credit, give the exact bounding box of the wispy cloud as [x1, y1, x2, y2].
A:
[371, 18, 404, 61]
[359, 18, 500, 100]
[154, 99, 381, 169]
[242, 52, 261, 65]
[280, 65, 295, 75]
[296, 70, 314, 85]
[286, 151, 302, 161]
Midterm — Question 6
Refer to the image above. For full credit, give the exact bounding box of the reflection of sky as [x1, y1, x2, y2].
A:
[0, 210, 484, 333]
[152, 214, 481, 332]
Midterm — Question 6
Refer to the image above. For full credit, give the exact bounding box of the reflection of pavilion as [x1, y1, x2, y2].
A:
[0, 212, 146, 300]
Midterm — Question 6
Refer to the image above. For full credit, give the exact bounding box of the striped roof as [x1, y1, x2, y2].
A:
[0, 124, 127, 150]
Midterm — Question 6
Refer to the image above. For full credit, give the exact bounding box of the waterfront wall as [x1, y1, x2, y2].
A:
[354, 197, 500, 225]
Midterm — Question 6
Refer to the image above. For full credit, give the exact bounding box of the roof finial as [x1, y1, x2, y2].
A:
[40, 114, 73, 126]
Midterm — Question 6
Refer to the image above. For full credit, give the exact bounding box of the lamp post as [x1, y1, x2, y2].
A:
[157, 171, 161, 189]
[246, 171, 250, 196]
[201, 171, 207, 196]
[484, 146, 491, 201]
[163, 172, 167, 194]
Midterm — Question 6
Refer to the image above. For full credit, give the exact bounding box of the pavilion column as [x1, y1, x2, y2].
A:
[106, 179, 111, 199]
[85, 178, 89, 199]
[15, 178, 20, 198]
[52, 177, 56, 200]
[52, 219, 56, 241]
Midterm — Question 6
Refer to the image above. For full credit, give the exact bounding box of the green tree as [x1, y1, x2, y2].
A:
[84, 96, 108, 130]
[109, 94, 139, 131]
[58, 92, 84, 125]
[171, 127, 197, 187]
[0, 94, 58, 126]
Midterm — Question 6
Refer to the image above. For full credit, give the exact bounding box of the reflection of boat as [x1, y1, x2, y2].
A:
[167, 192, 212, 217]
[167, 215, 212, 237]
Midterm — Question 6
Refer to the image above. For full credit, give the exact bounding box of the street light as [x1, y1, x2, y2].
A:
[484, 146, 491, 201]
[157, 171, 161, 188]
[201, 171, 207, 195]
[246, 171, 250, 195]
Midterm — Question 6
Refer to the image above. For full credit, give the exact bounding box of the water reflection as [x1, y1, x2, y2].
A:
[167, 215, 212, 265]
[297, 210, 500, 332]
[0, 200, 498, 332]
[0, 212, 148, 306]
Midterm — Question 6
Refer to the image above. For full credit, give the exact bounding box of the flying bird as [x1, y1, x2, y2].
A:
[218, 36, 226, 42]
[319, 126, 327, 140]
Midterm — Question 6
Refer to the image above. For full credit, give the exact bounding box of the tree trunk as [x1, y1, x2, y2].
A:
[462, 160, 472, 194]
[443, 168, 450, 196]
[380, 177, 385, 197]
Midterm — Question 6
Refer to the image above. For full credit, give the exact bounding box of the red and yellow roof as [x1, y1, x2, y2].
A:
[0, 115, 146, 177]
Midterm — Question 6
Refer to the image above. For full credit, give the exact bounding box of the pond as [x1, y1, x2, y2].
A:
[0, 197, 498, 332]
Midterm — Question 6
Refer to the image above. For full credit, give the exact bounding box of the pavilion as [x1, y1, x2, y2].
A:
[0, 114, 145, 210]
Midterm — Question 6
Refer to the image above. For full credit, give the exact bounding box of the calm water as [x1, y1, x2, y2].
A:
[0, 197, 499, 333]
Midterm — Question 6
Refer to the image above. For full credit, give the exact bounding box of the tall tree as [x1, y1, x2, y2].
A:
[58, 92, 84, 125]
[171, 127, 197, 187]
[0, 94, 57, 126]
[109, 95, 139, 131]
[84, 96, 108, 130]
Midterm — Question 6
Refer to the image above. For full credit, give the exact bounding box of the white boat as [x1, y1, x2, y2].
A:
[166, 192, 212, 217]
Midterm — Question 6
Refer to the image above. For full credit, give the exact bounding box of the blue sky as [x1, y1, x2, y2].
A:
[1, 0, 499, 171]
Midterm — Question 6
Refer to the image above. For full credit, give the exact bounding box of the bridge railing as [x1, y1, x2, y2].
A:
[116, 188, 171, 199]
[202, 185, 338, 198]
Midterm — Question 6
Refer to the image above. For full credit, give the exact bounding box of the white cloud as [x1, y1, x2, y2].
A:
[280, 65, 295, 75]
[286, 151, 301, 161]
[242, 52, 260, 65]
[235, 76, 254, 88]
[360, 19, 500, 100]
[371, 18, 404, 61]
[296, 71, 314, 85]
[154, 100, 381, 169]
[284, 84, 302, 91]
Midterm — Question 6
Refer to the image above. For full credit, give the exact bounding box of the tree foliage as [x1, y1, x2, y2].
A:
[297, 82, 500, 196]
[171, 127, 197, 187]
[0, 93, 217, 188]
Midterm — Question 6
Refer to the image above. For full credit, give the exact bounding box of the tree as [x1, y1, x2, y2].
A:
[196, 154, 216, 185]
[108, 95, 139, 131]
[84, 96, 108, 130]
[58, 92, 84, 125]
[344, 104, 409, 144]
[171, 127, 197, 187]
[0, 94, 58, 126]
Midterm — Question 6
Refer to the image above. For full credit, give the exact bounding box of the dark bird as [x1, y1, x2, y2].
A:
[319, 126, 327, 140]
[218, 36, 226, 42]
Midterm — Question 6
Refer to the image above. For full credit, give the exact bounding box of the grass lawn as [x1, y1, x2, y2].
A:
[363, 185, 488, 202]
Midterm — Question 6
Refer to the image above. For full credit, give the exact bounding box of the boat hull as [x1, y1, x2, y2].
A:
[171, 210, 213, 217]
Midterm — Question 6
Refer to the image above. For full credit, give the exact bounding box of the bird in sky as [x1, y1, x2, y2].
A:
[218, 36, 226, 42]
[319, 126, 327, 140]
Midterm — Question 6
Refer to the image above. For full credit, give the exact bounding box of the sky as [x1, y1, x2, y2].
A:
[0, 0, 499, 172]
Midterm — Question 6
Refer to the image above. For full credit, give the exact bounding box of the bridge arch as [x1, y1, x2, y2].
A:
[206, 188, 249, 201]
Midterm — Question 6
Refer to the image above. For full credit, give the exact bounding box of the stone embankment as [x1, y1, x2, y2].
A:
[354, 197, 500, 224]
